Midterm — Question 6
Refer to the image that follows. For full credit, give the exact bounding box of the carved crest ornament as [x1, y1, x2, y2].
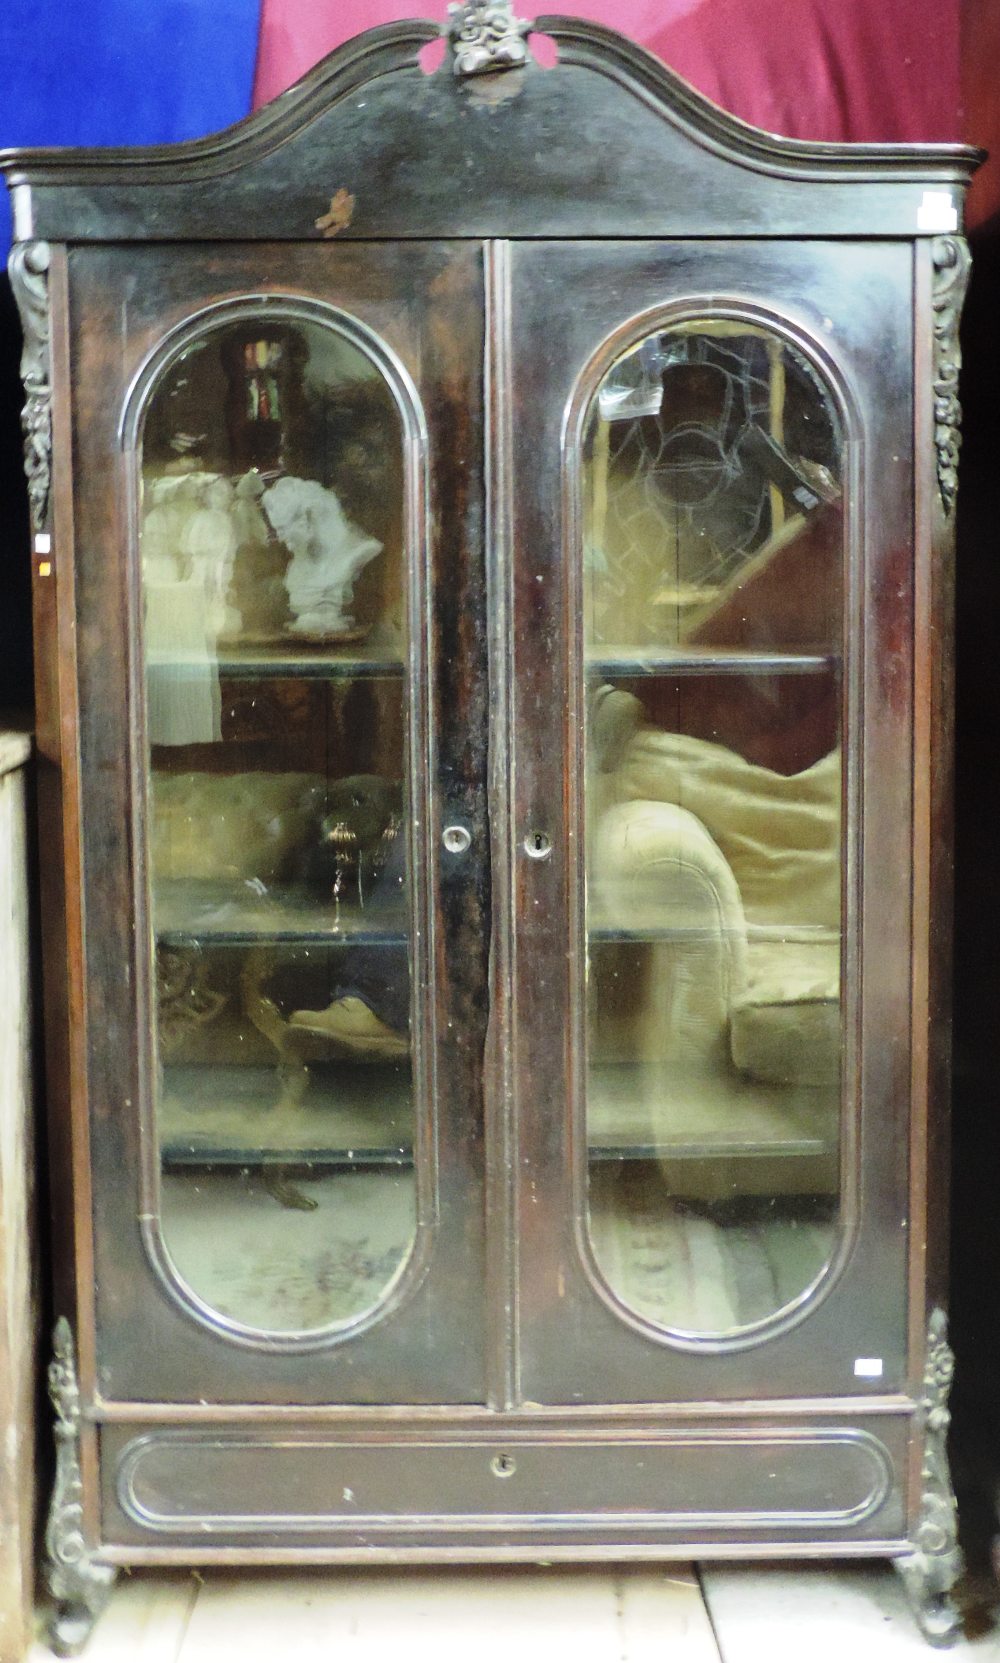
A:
[447, 0, 531, 76]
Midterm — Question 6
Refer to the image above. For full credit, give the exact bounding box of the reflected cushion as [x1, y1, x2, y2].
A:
[731, 934, 840, 1086]
[619, 728, 841, 931]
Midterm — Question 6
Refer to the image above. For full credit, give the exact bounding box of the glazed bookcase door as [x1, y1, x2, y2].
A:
[69, 242, 489, 1405]
[504, 240, 915, 1405]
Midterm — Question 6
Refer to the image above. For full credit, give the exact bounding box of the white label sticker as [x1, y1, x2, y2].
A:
[854, 1357, 884, 1378]
[917, 190, 959, 233]
[34, 532, 51, 555]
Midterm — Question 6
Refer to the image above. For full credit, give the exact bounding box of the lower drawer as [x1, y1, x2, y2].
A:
[99, 1417, 910, 1554]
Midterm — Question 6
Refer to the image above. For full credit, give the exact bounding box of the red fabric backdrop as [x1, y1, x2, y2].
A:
[252, 1, 993, 226]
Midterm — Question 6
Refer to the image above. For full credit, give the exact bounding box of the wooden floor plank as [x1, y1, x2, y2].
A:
[51, 1558, 1000, 1662]
[701, 1562, 1000, 1660]
[174, 1566, 721, 1663]
[617, 1568, 724, 1662]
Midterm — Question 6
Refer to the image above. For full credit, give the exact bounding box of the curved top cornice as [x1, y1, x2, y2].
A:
[1, 14, 982, 243]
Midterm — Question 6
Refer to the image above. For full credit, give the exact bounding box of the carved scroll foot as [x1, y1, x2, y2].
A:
[48, 1586, 117, 1661]
[896, 1552, 962, 1648]
[895, 1308, 963, 1648]
[45, 1318, 117, 1657]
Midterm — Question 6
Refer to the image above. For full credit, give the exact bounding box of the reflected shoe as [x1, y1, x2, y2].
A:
[287, 995, 409, 1059]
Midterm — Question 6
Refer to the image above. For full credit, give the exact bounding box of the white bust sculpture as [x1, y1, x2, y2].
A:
[261, 475, 382, 638]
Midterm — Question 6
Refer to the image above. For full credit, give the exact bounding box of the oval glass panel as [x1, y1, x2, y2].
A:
[138, 310, 418, 1336]
[581, 318, 845, 1339]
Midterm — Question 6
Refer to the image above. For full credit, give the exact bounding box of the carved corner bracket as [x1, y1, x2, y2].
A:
[896, 1308, 963, 1647]
[931, 234, 971, 521]
[8, 239, 53, 535]
[446, 1, 531, 77]
[45, 1317, 116, 1657]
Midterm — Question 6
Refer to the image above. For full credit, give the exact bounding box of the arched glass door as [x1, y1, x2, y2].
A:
[135, 304, 421, 1341]
[580, 315, 845, 1341]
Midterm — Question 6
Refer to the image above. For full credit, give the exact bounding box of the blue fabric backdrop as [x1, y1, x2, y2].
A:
[0, 0, 262, 250]
[0, 1, 261, 703]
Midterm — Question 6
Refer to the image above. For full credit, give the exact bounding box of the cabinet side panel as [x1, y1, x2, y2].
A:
[26, 247, 101, 1399]
[905, 238, 966, 1551]
[910, 238, 962, 1339]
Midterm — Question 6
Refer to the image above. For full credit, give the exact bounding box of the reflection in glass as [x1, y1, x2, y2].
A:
[139, 311, 417, 1335]
[582, 320, 845, 1338]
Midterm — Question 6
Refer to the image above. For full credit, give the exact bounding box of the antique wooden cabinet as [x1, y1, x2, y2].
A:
[2, 6, 980, 1652]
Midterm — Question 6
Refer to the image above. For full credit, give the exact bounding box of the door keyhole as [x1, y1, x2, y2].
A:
[524, 830, 552, 861]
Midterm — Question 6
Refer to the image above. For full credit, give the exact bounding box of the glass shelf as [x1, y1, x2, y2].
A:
[587, 1060, 838, 1162]
[590, 920, 745, 946]
[589, 919, 838, 946]
[586, 648, 837, 679]
[160, 1062, 413, 1169]
[147, 645, 404, 682]
[158, 1058, 837, 1173]
[153, 879, 407, 947]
